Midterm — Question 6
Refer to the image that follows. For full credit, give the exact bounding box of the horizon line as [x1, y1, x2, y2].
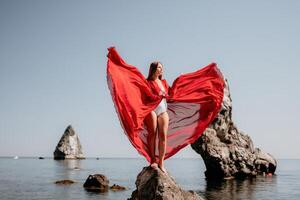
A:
[0, 156, 298, 160]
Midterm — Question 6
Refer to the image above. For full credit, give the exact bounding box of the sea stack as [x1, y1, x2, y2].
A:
[191, 79, 277, 179]
[53, 125, 85, 160]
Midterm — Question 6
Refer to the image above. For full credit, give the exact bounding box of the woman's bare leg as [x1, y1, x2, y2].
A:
[144, 111, 158, 167]
[157, 112, 169, 173]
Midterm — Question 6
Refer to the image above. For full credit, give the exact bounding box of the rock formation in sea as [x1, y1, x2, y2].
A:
[83, 174, 127, 192]
[110, 184, 126, 191]
[129, 166, 203, 200]
[191, 79, 277, 179]
[53, 125, 85, 160]
[83, 174, 109, 192]
[54, 179, 76, 185]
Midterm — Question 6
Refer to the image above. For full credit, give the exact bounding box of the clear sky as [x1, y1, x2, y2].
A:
[1, 0, 299, 159]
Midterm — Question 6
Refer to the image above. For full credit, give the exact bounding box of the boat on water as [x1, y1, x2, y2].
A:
[13, 156, 19, 159]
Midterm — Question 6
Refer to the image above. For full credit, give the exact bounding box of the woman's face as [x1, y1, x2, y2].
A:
[155, 63, 163, 76]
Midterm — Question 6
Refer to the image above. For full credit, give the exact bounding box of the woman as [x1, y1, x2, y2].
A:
[106, 47, 225, 175]
[144, 61, 169, 173]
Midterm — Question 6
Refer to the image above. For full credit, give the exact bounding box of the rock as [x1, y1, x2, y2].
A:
[191, 79, 277, 179]
[83, 174, 109, 192]
[254, 148, 277, 174]
[110, 184, 126, 191]
[55, 179, 76, 185]
[38, 157, 44, 159]
[128, 166, 203, 200]
[53, 125, 85, 160]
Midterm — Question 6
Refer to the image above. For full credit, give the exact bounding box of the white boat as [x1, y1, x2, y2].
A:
[13, 156, 19, 159]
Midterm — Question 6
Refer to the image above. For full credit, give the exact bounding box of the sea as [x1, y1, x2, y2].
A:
[0, 157, 299, 200]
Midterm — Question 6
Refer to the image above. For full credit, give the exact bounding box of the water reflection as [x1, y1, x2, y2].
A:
[198, 175, 277, 200]
[53, 159, 82, 180]
[54, 159, 82, 169]
[83, 189, 110, 197]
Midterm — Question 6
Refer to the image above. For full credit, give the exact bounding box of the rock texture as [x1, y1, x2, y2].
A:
[191, 79, 277, 179]
[53, 125, 85, 160]
[110, 184, 126, 191]
[129, 166, 203, 200]
[83, 174, 109, 192]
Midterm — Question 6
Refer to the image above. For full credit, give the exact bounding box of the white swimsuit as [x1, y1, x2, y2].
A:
[153, 83, 167, 116]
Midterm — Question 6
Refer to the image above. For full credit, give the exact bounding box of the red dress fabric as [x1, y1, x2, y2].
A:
[106, 47, 225, 163]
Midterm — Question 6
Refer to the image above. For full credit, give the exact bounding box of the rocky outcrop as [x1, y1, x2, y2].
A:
[191, 79, 277, 179]
[129, 166, 203, 200]
[83, 174, 127, 192]
[110, 184, 126, 191]
[83, 174, 109, 192]
[54, 179, 76, 185]
[53, 125, 85, 160]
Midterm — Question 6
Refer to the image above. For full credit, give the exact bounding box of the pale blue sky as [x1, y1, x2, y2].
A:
[0, 0, 299, 159]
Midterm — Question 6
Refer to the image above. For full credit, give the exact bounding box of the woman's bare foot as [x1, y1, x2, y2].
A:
[150, 162, 158, 169]
[158, 163, 167, 174]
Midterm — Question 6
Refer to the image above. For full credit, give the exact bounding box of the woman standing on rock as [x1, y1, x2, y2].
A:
[144, 61, 169, 173]
[106, 47, 225, 174]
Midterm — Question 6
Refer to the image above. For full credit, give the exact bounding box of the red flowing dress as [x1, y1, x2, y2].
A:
[106, 47, 225, 163]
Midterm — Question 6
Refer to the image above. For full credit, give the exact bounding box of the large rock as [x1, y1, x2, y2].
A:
[53, 125, 85, 159]
[129, 166, 203, 200]
[191, 79, 277, 179]
[83, 174, 109, 192]
[83, 174, 127, 192]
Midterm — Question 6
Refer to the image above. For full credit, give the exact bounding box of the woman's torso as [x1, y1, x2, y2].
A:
[147, 79, 169, 96]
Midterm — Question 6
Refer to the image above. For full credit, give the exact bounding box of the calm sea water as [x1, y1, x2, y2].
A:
[0, 157, 299, 200]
